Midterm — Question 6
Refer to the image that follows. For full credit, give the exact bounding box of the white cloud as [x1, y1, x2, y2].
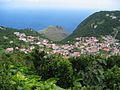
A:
[0, 0, 120, 10]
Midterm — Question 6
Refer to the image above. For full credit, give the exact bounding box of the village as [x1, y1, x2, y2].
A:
[5, 31, 120, 58]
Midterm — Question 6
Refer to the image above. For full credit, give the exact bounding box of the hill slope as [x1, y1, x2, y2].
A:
[64, 11, 120, 41]
[39, 26, 69, 41]
[0, 26, 47, 48]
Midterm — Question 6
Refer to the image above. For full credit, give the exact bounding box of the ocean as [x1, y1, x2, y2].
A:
[0, 8, 93, 33]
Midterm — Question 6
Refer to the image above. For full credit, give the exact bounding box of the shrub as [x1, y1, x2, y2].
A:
[106, 55, 120, 69]
[0, 56, 58, 90]
[104, 65, 120, 90]
[49, 55, 73, 88]
[31, 49, 73, 88]
[69, 55, 106, 89]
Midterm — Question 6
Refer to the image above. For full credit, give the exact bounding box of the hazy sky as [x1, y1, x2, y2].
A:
[0, 0, 120, 10]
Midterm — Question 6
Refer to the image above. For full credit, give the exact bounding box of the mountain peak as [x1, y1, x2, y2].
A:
[39, 26, 69, 41]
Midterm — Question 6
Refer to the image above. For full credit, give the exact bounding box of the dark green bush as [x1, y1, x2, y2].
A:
[106, 55, 120, 69]
[31, 49, 73, 88]
[104, 65, 120, 90]
[69, 55, 90, 72]
[69, 55, 107, 89]
[50, 56, 73, 88]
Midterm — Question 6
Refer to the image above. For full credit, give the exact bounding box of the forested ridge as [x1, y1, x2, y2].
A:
[64, 11, 120, 42]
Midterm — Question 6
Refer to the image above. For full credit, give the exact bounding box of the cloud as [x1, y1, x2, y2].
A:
[0, 0, 120, 10]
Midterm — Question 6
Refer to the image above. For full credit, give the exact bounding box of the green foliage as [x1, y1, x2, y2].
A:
[104, 66, 120, 90]
[71, 78, 88, 90]
[10, 72, 58, 90]
[31, 49, 73, 88]
[4, 51, 33, 67]
[106, 55, 120, 69]
[31, 49, 120, 89]
[0, 54, 59, 90]
[69, 55, 106, 89]
[0, 49, 120, 90]
[0, 27, 18, 48]
[0, 48, 5, 54]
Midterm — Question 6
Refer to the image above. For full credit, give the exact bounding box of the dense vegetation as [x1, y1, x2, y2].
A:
[64, 11, 120, 42]
[0, 48, 120, 90]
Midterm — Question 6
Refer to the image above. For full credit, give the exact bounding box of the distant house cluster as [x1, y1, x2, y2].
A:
[5, 31, 120, 58]
[14, 32, 39, 42]
[48, 36, 120, 58]
[74, 36, 120, 55]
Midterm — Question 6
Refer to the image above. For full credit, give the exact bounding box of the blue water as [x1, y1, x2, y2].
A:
[0, 8, 93, 33]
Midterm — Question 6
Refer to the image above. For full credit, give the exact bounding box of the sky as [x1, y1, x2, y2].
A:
[0, 0, 120, 10]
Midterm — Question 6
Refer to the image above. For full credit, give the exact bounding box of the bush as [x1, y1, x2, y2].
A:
[69, 55, 106, 89]
[49, 55, 73, 88]
[0, 56, 59, 90]
[106, 55, 120, 69]
[104, 65, 120, 90]
[69, 55, 90, 72]
[31, 49, 73, 88]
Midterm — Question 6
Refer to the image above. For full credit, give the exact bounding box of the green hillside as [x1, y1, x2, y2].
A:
[39, 26, 69, 41]
[64, 11, 120, 41]
[0, 26, 47, 49]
